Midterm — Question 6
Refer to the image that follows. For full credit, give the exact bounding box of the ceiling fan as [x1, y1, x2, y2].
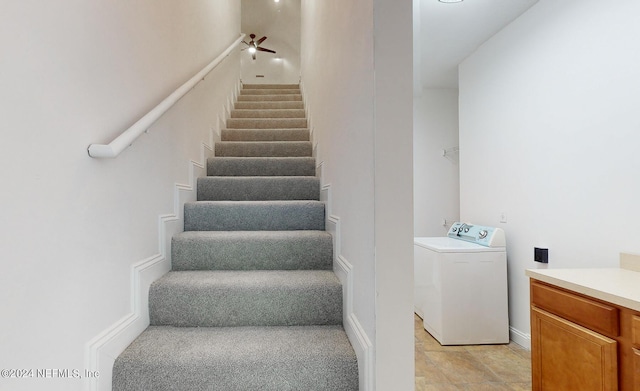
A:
[242, 34, 276, 60]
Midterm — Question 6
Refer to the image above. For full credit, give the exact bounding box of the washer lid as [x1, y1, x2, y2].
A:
[414, 237, 506, 253]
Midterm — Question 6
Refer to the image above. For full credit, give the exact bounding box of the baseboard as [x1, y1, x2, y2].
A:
[83, 253, 171, 391]
[509, 326, 531, 350]
[322, 179, 374, 391]
[84, 79, 240, 391]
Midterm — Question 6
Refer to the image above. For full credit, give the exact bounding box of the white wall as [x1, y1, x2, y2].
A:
[459, 0, 640, 346]
[414, 89, 460, 237]
[241, 0, 300, 84]
[372, 1, 414, 389]
[301, 0, 414, 389]
[0, 1, 240, 390]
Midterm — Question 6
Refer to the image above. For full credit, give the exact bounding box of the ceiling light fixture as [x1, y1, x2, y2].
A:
[274, 0, 280, 2]
[248, 47, 257, 54]
[438, 0, 463, 3]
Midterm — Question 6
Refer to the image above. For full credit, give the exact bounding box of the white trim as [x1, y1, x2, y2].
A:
[509, 326, 531, 350]
[84, 78, 240, 390]
[84, 150, 207, 391]
[322, 179, 374, 391]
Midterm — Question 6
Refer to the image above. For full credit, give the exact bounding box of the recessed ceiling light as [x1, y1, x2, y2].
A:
[439, 0, 463, 3]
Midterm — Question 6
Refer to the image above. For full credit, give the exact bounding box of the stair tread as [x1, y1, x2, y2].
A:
[217, 140, 311, 144]
[234, 101, 304, 109]
[186, 199, 324, 206]
[215, 141, 312, 157]
[207, 156, 316, 176]
[172, 230, 333, 271]
[113, 325, 358, 391]
[197, 176, 319, 201]
[227, 118, 307, 129]
[150, 270, 342, 327]
[222, 128, 310, 132]
[184, 200, 325, 231]
[174, 229, 330, 239]
[154, 269, 340, 288]
[236, 94, 302, 102]
[241, 89, 301, 95]
[222, 129, 310, 142]
[242, 84, 300, 89]
[199, 175, 317, 180]
[230, 109, 306, 118]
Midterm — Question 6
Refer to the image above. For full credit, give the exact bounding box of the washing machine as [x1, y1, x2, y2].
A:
[414, 222, 508, 345]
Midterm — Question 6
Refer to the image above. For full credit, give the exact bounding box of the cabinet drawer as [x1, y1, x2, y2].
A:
[531, 281, 619, 337]
[633, 316, 640, 347]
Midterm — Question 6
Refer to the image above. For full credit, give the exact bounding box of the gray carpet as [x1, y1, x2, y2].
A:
[149, 270, 342, 327]
[171, 231, 333, 270]
[215, 140, 313, 157]
[184, 200, 325, 231]
[230, 109, 306, 118]
[112, 83, 358, 390]
[113, 326, 358, 391]
[207, 157, 316, 176]
[222, 128, 310, 141]
[197, 176, 320, 201]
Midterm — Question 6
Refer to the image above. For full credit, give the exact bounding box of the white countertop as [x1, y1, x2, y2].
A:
[526, 266, 640, 312]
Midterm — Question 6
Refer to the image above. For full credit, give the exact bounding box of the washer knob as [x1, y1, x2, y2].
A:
[464, 227, 470, 233]
[479, 230, 488, 239]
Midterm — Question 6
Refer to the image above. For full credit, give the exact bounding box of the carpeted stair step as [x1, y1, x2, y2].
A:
[242, 83, 300, 89]
[227, 118, 307, 129]
[230, 109, 305, 118]
[234, 101, 304, 110]
[241, 88, 301, 95]
[197, 176, 319, 201]
[149, 270, 342, 327]
[237, 94, 302, 102]
[171, 231, 333, 271]
[207, 157, 316, 176]
[215, 141, 312, 157]
[221, 128, 309, 141]
[184, 200, 325, 231]
[112, 325, 358, 391]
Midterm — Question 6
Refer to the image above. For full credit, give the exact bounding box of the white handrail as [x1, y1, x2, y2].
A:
[88, 34, 245, 158]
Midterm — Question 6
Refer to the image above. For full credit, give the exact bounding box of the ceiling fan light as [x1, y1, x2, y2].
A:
[248, 47, 257, 54]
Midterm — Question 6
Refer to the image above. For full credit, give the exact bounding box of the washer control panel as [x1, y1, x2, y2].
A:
[447, 222, 506, 247]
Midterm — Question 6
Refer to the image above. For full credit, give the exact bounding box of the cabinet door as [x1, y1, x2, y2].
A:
[634, 349, 640, 391]
[532, 307, 618, 391]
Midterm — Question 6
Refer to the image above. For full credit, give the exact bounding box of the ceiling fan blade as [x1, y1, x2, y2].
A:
[257, 47, 276, 54]
[256, 36, 267, 45]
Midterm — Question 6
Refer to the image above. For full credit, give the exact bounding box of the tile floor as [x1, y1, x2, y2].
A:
[415, 315, 532, 391]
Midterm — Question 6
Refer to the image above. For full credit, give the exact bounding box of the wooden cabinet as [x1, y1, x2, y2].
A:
[530, 280, 640, 391]
[634, 316, 640, 391]
[634, 349, 640, 391]
[531, 307, 618, 390]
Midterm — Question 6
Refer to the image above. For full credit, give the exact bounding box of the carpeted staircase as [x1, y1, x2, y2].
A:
[112, 84, 359, 390]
